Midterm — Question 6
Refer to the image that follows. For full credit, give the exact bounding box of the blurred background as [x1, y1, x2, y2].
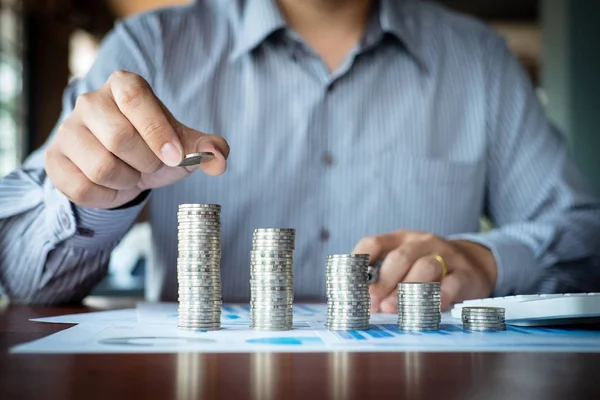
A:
[1, 0, 598, 297]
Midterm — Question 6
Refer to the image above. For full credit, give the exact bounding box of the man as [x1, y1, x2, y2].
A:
[0, 0, 599, 311]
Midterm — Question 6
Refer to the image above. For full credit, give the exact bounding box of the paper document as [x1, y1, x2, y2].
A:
[31, 308, 138, 324]
[12, 303, 600, 354]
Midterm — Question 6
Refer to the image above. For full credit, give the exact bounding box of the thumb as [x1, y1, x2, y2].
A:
[179, 125, 229, 176]
[156, 97, 229, 176]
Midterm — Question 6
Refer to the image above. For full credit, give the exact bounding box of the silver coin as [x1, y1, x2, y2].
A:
[398, 290, 442, 295]
[398, 326, 440, 331]
[398, 304, 441, 313]
[250, 302, 293, 307]
[462, 306, 505, 314]
[327, 253, 369, 259]
[326, 321, 370, 326]
[177, 268, 221, 274]
[252, 237, 295, 243]
[177, 209, 220, 216]
[328, 304, 371, 310]
[398, 282, 441, 288]
[250, 253, 294, 258]
[177, 259, 221, 264]
[462, 316, 505, 322]
[178, 326, 221, 331]
[463, 321, 507, 327]
[253, 228, 295, 233]
[178, 202, 220, 209]
[463, 325, 506, 331]
[249, 275, 294, 281]
[178, 301, 222, 306]
[398, 309, 441, 315]
[328, 300, 371, 306]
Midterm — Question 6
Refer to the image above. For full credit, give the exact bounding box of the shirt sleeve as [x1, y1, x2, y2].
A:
[0, 13, 162, 305]
[449, 36, 600, 296]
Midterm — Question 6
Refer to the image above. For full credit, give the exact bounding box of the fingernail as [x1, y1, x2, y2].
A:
[161, 142, 182, 167]
[370, 294, 380, 313]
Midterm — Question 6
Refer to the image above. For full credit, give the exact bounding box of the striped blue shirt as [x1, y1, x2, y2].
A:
[1, 0, 599, 305]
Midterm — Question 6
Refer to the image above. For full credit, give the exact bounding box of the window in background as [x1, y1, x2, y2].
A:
[0, 0, 26, 177]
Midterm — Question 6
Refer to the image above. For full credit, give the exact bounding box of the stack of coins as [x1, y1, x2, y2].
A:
[397, 282, 441, 331]
[326, 254, 371, 331]
[177, 204, 222, 331]
[249, 228, 296, 331]
[462, 307, 507, 331]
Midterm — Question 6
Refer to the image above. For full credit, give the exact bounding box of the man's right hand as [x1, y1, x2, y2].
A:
[44, 70, 229, 210]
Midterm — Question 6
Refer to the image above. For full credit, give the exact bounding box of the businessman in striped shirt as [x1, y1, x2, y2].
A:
[1, 0, 599, 309]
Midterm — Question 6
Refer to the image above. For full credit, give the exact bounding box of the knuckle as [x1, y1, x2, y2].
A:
[424, 260, 440, 278]
[91, 155, 119, 185]
[70, 180, 94, 204]
[362, 236, 380, 249]
[56, 117, 83, 141]
[421, 233, 437, 243]
[56, 123, 70, 139]
[139, 119, 167, 142]
[43, 147, 57, 170]
[106, 123, 138, 153]
[109, 69, 134, 82]
[140, 157, 163, 174]
[391, 247, 409, 264]
[117, 84, 147, 111]
[355, 237, 375, 254]
[74, 92, 95, 111]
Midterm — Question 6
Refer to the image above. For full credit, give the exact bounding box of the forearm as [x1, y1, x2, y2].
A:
[0, 168, 146, 305]
[450, 206, 600, 296]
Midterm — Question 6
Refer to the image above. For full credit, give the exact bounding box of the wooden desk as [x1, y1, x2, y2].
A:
[1, 300, 600, 400]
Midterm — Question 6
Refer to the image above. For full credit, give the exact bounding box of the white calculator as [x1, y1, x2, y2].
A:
[450, 293, 600, 326]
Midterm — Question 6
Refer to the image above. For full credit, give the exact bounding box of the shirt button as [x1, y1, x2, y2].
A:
[60, 208, 71, 230]
[322, 152, 334, 166]
[320, 228, 330, 242]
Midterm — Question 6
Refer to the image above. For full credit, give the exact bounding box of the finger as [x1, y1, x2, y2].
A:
[369, 239, 436, 300]
[46, 150, 119, 208]
[380, 289, 398, 314]
[402, 254, 445, 283]
[180, 128, 229, 176]
[76, 91, 162, 174]
[384, 254, 445, 313]
[108, 71, 183, 166]
[352, 231, 408, 264]
[58, 121, 141, 190]
[440, 273, 462, 311]
[370, 293, 382, 314]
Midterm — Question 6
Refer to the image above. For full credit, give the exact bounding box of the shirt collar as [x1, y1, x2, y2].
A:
[379, 0, 428, 70]
[230, 0, 287, 62]
[231, 0, 427, 70]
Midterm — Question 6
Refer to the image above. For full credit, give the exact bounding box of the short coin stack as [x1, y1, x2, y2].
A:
[249, 228, 296, 331]
[326, 254, 371, 331]
[397, 282, 441, 331]
[462, 307, 507, 331]
[177, 204, 222, 331]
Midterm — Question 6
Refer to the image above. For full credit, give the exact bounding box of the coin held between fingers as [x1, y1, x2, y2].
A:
[178, 152, 215, 167]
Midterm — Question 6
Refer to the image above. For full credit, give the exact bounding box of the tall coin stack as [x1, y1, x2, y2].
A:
[326, 254, 371, 331]
[249, 228, 296, 331]
[177, 204, 222, 331]
[462, 307, 506, 331]
[397, 282, 441, 331]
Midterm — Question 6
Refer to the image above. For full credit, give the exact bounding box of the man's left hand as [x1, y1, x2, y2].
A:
[352, 231, 497, 313]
